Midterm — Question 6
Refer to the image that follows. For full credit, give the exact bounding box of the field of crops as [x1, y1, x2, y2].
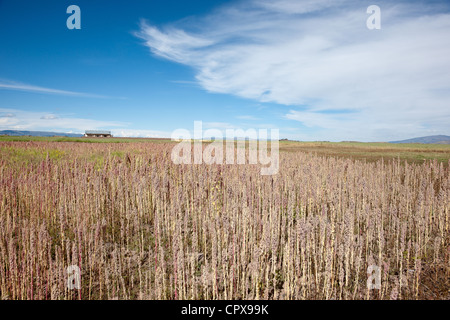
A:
[0, 140, 448, 300]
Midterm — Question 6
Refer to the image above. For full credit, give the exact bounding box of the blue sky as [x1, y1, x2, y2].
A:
[1, 0, 449, 141]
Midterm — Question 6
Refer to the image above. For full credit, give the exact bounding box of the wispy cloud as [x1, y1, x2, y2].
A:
[135, 22, 214, 63]
[40, 114, 59, 120]
[136, 0, 450, 141]
[0, 112, 15, 118]
[236, 115, 261, 120]
[203, 122, 238, 129]
[0, 80, 125, 99]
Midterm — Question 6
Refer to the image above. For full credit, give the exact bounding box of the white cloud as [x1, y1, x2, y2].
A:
[0, 113, 15, 118]
[0, 108, 126, 133]
[136, 0, 450, 141]
[111, 129, 171, 138]
[252, 0, 346, 15]
[40, 114, 59, 120]
[203, 122, 237, 129]
[236, 115, 261, 120]
[135, 22, 214, 63]
[0, 79, 124, 99]
[0, 108, 172, 138]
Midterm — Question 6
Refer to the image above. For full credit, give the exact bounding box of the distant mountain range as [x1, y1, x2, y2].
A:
[390, 135, 450, 144]
[1, 130, 449, 144]
[0, 130, 83, 137]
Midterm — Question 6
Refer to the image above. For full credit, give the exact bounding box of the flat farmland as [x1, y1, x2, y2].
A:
[0, 138, 448, 300]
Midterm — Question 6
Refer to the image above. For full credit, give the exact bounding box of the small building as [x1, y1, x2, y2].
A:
[84, 130, 112, 138]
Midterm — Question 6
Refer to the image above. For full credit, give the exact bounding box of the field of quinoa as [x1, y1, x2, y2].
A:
[0, 140, 448, 300]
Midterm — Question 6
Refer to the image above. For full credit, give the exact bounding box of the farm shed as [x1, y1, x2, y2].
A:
[84, 130, 112, 138]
